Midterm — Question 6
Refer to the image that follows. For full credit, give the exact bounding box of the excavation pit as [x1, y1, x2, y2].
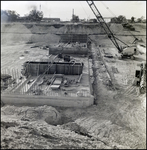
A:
[49, 34, 89, 55]
[1, 55, 94, 108]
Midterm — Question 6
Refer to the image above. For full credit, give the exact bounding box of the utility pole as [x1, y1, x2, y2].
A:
[72, 9, 74, 22]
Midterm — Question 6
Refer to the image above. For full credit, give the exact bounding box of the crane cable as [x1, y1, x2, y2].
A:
[100, 1, 117, 17]
[100, 1, 138, 44]
[79, 1, 89, 19]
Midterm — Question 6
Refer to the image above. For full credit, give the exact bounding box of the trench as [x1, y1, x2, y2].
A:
[90, 42, 105, 104]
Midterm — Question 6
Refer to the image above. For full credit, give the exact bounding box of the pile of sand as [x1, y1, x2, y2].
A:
[1, 23, 61, 45]
[5, 23, 32, 33]
[30, 25, 58, 34]
[1, 23, 32, 45]
[110, 23, 123, 33]
[1, 22, 145, 46]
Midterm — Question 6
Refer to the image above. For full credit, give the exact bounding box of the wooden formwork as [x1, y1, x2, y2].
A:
[21, 61, 83, 76]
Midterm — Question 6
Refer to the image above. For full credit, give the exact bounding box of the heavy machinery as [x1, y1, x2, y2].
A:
[86, 1, 139, 59]
[135, 62, 146, 94]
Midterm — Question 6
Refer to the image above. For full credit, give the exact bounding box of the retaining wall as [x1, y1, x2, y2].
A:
[22, 61, 83, 76]
[60, 34, 88, 43]
[49, 46, 88, 55]
[1, 93, 94, 108]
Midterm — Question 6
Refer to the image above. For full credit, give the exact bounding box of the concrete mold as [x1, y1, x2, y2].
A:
[1, 54, 94, 108]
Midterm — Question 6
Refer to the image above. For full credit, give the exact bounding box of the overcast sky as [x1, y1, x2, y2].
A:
[1, 1, 146, 21]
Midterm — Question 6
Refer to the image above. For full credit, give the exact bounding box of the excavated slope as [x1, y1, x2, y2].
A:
[1, 22, 146, 149]
[1, 23, 125, 45]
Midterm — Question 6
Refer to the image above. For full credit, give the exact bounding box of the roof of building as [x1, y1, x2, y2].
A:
[42, 18, 60, 21]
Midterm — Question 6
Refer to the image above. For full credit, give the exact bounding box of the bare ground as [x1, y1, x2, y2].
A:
[1, 22, 146, 149]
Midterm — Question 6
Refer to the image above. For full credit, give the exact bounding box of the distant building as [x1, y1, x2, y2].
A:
[88, 19, 97, 23]
[41, 18, 60, 22]
[103, 17, 111, 23]
[88, 17, 111, 23]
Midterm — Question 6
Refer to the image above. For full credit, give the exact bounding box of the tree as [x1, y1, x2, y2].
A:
[111, 17, 118, 23]
[117, 15, 127, 23]
[131, 16, 135, 23]
[111, 15, 127, 23]
[27, 9, 43, 21]
[93, 19, 97, 23]
[137, 16, 144, 23]
[7, 10, 20, 21]
[1, 10, 20, 22]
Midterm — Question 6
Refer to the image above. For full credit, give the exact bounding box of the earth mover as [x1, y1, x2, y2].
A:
[86, 0, 141, 59]
[119, 45, 138, 60]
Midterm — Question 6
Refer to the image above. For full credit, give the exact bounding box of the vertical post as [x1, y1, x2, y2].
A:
[8, 68, 10, 78]
[72, 9, 74, 23]
[17, 69, 19, 80]
[13, 68, 14, 81]
[12, 68, 15, 93]
[37, 63, 39, 77]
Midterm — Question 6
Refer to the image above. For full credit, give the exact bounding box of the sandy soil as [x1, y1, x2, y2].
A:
[1, 22, 146, 149]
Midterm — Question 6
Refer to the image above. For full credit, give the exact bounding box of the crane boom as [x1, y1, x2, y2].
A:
[86, 1, 123, 52]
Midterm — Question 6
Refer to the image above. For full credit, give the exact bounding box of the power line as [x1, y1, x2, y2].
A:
[100, 1, 116, 17]
[79, 1, 89, 19]
[100, 1, 138, 42]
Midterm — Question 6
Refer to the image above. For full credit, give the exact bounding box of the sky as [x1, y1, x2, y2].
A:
[1, 1, 146, 21]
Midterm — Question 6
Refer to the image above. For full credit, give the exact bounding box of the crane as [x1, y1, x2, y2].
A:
[86, 0, 138, 59]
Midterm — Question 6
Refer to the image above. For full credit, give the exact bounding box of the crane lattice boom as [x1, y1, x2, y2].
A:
[86, 0, 123, 52]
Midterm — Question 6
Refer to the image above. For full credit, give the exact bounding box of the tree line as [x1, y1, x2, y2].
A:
[111, 15, 145, 23]
[1, 9, 43, 22]
[1, 9, 145, 23]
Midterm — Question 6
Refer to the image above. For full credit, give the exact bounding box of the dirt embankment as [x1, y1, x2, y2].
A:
[1, 22, 146, 149]
[1, 22, 124, 45]
[1, 22, 145, 46]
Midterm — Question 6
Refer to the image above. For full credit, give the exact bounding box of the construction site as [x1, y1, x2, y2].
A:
[1, 32, 95, 107]
[1, 1, 146, 149]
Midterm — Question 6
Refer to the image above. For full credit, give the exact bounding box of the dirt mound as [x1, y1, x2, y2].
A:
[30, 25, 58, 34]
[1, 116, 113, 149]
[1, 23, 32, 33]
[30, 33, 60, 44]
[61, 122, 88, 135]
[1, 33, 32, 45]
[110, 23, 123, 33]
[133, 23, 146, 30]
[1, 105, 61, 125]
[1, 23, 126, 45]
[1, 23, 32, 45]
[1, 23, 60, 45]
[75, 115, 145, 149]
